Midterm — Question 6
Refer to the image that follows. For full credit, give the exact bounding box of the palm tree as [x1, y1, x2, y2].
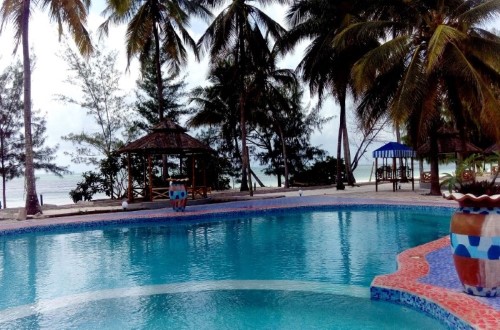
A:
[100, 0, 210, 121]
[341, 0, 500, 195]
[188, 58, 243, 175]
[197, 0, 287, 191]
[278, 0, 376, 190]
[247, 33, 300, 188]
[0, 0, 92, 215]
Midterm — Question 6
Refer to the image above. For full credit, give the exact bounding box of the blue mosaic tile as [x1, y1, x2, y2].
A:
[371, 286, 474, 330]
[370, 287, 401, 302]
[421, 246, 500, 310]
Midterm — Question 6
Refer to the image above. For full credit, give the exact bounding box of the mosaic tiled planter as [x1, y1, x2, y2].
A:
[444, 192, 500, 297]
[169, 181, 188, 212]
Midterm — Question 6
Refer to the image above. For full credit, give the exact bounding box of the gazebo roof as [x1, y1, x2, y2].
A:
[416, 128, 483, 156]
[417, 138, 482, 155]
[484, 143, 499, 154]
[118, 119, 212, 155]
[373, 142, 416, 158]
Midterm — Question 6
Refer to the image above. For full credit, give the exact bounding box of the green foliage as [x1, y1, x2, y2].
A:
[69, 172, 106, 203]
[197, 1, 287, 191]
[441, 152, 500, 195]
[58, 40, 132, 167]
[191, 128, 235, 191]
[132, 50, 191, 136]
[0, 61, 69, 208]
[292, 156, 345, 186]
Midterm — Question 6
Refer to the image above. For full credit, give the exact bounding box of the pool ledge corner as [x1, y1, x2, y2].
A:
[370, 236, 500, 330]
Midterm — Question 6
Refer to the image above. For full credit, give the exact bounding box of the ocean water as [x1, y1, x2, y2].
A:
[2, 163, 458, 209]
[252, 163, 457, 188]
[1, 174, 107, 209]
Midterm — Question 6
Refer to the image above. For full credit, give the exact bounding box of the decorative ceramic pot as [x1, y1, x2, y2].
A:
[444, 192, 500, 297]
[169, 181, 187, 212]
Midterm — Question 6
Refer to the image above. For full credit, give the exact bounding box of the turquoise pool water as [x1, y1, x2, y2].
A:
[0, 207, 451, 329]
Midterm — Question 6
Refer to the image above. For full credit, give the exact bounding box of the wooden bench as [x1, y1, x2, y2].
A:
[151, 186, 212, 201]
[187, 186, 211, 199]
[151, 187, 170, 200]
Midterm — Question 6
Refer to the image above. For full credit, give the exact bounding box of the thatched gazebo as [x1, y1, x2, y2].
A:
[416, 130, 483, 186]
[118, 119, 213, 202]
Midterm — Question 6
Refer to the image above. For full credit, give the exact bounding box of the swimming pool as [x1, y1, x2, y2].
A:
[0, 206, 452, 328]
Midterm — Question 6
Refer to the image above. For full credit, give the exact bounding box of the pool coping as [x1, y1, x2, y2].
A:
[371, 237, 500, 330]
[0, 195, 497, 328]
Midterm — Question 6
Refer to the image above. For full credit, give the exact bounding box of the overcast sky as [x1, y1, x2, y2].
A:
[0, 2, 498, 174]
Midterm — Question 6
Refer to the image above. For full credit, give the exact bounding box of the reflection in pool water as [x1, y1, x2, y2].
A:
[0, 207, 451, 328]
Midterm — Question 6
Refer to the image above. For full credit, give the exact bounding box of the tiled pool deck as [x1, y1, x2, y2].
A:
[1, 191, 499, 329]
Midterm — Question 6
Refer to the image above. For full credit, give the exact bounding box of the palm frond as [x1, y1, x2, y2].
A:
[197, 6, 234, 57]
[465, 36, 500, 74]
[447, 43, 500, 138]
[426, 25, 466, 73]
[41, 0, 93, 55]
[248, 6, 287, 42]
[125, 4, 155, 63]
[457, 0, 500, 29]
[333, 21, 398, 51]
[0, 0, 25, 52]
[389, 46, 426, 125]
[352, 35, 411, 92]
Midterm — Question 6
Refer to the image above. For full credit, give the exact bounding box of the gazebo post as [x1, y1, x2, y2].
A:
[375, 157, 378, 192]
[411, 157, 415, 191]
[127, 153, 133, 202]
[148, 154, 153, 201]
[179, 154, 183, 176]
[191, 156, 196, 199]
[202, 157, 207, 198]
[143, 158, 147, 198]
[392, 157, 397, 192]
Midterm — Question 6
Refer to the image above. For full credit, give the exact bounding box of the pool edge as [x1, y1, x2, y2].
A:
[1, 197, 497, 328]
[371, 236, 500, 330]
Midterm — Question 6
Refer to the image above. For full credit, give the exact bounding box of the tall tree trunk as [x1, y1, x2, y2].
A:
[342, 125, 355, 185]
[1, 134, 5, 208]
[395, 122, 403, 168]
[239, 96, 249, 191]
[246, 146, 253, 196]
[336, 101, 346, 190]
[339, 93, 354, 185]
[278, 125, 289, 188]
[154, 25, 169, 180]
[395, 122, 401, 143]
[429, 125, 441, 195]
[153, 25, 164, 121]
[237, 16, 249, 192]
[22, 0, 41, 215]
[2, 174, 5, 209]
